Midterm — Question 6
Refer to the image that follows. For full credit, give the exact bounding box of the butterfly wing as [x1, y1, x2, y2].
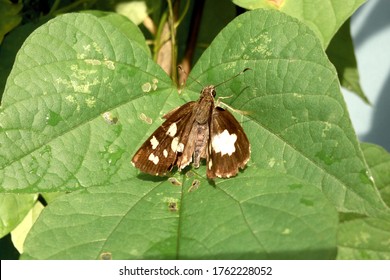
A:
[207, 107, 250, 178]
[131, 101, 197, 176]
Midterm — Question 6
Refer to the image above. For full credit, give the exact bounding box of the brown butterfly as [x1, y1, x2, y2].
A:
[132, 69, 250, 178]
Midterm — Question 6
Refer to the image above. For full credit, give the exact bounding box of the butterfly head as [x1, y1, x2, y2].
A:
[201, 85, 217, 98]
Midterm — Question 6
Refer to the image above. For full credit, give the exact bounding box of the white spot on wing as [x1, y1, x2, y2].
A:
[163, 149, 168, 158]
[150, 136, 159, 149]
[177, 143, 184, 152]
[212, 129, 237, 156]
[148, 153, 159, 165]
[171, 137, 184, 153]
[171, 137, 179, 152]
[166, 123, 177, 137]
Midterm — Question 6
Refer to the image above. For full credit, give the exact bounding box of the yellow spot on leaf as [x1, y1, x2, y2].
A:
[85, 59, 101, 66]
[65, 95, 76, 103]
[268, 157, 276, 168]
[139, 113, 152, 124]
[104, 60, 115, 70]
[85, 96, 96, 108]
[142, 82, 151, 92]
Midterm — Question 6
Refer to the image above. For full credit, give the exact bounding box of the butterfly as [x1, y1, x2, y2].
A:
[131, 69, 250, 178]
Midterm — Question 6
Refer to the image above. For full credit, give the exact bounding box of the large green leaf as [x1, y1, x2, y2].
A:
[187, 10, 386, 216]
[0, 13, 165, 192]
[1, 10, 388, 259]
[11, 199, 44, 253]
[327, 19, 368, 104]
[80, 10, 151, 54]
[337, 215, 390, 259]
[337, 142, 390, 259]
[0, 193, 37, 238]
[22, 172, 338, 259]
[361, 143, 390, 207]
[233, 0, 366, 48]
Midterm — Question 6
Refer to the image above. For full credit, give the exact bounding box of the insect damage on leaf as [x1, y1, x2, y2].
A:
[168, 177, 182, 186]
[188, 179, 200, 192]
[168, 201, 178, 212]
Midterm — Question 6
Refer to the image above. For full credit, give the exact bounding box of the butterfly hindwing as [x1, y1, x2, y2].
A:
[131, 101, 197, 176]
[207, 106, 250, 178]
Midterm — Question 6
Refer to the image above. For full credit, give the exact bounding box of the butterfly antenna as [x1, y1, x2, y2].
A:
[214, 67, 251, 88]
[177, 65, 204, 88]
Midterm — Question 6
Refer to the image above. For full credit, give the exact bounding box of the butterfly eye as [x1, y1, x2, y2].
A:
[212, 89, 216, 97]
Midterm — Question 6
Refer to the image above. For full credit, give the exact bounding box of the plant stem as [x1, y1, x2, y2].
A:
[51, 0, 97, 16]
[179, 0, 205, 84]
[167, 0, 178, 85]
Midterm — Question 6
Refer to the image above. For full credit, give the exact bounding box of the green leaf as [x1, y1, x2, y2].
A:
[11, 200, 44, 253]
[115, 1, 148, 25]
[233, 0, 366, 48]
[0, 0, 23, 44]
[337, 215, 390, 259]
[21, 172, 338, 259]
[1, 9, 388, 259]
[0, 193, 38, 237]
[188, 9, 387, 216]
[1, 12, 171, 193]
[80, 10, 151, 55]
[361, 143, 390, 207]
[327, 19, 369, 104]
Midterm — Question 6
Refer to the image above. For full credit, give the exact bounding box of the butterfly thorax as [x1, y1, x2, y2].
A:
[194, 85, 215, 124]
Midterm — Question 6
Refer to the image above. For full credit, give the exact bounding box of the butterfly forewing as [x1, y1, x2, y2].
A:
[207, 107, 250, 178]
[131, 101, 197, 176]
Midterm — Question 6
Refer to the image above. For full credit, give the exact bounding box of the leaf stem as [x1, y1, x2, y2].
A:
[153, 11, 169, 61]
[48, 0, 61, 16]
